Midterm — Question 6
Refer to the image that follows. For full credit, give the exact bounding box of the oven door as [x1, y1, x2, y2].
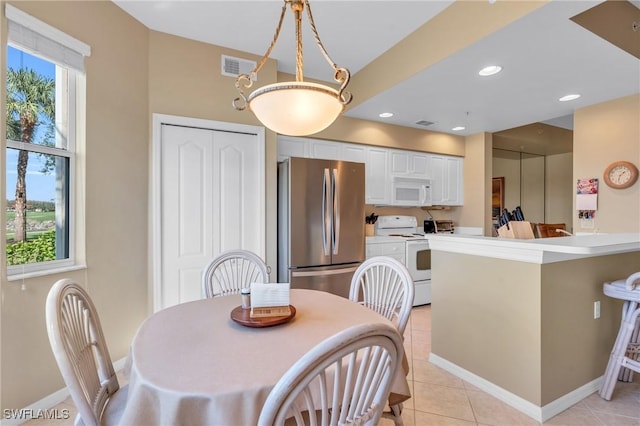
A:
[405, 240, 431, 281]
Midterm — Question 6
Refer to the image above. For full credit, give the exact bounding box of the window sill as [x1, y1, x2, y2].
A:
[7, 264, 87, 281]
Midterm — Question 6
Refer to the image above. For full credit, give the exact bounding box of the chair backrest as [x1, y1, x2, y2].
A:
[349, 256, 415, 336]
[201, 249, 270, 298]
[258, 323, 403, 426]
[45, 279, 119, 426]
[535, 223, 567, 238]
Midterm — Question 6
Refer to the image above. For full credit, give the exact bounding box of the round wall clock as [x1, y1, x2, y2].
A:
[603, 161, 639, 189]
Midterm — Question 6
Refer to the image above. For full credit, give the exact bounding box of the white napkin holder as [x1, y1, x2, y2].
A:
[250, 283, 291, 318]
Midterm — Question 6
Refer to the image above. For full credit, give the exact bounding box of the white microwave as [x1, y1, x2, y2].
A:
[391, 177, 432, 206]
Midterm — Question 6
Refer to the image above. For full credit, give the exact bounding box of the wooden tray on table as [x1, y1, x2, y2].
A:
[230, 305, 296, 328]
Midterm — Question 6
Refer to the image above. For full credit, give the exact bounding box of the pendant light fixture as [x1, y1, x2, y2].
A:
[232, 0, 352, 136]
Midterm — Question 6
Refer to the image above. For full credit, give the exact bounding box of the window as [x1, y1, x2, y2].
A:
[5, 5, 90, 276]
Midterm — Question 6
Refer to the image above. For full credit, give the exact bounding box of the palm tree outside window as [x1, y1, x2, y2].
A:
[5, 46, 72, 268]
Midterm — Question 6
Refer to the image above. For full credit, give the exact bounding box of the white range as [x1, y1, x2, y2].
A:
[366, 215, 431, 306]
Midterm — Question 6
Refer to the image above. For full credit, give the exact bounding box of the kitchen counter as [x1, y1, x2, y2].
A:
[426, 232, 640, 422]
[426, 232, 640, 263]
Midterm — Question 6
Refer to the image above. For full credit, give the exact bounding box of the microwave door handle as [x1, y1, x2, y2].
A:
[322, 168, 330, 256]
[423, 183, 431, 205]
[332, 168, 339, 255]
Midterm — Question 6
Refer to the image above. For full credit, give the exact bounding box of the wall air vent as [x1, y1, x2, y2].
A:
[415, 120, 435, 127]
[221, 55, 257, 80]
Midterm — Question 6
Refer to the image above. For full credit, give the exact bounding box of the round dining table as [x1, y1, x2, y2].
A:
[120, 289, 410, 426]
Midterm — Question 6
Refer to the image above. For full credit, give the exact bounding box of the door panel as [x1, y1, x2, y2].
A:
[289, 264, 360, 299]
[288, 157, 332, 268]
[332, 160, 365, 265]
[160, 124, 263, 309]
[162, 126, 213, 307]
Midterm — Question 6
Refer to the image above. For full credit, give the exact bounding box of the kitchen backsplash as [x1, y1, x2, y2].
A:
[365, 205, 460, 225]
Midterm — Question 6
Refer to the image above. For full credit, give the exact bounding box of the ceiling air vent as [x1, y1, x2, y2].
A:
[221, 55, 257, 80]
[415, 120, 435, 127]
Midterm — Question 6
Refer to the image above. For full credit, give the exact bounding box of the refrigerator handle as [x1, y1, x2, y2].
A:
[332, 168, 340, 255]
[322, 168, 331, 256]
[291, 265, 359, 277]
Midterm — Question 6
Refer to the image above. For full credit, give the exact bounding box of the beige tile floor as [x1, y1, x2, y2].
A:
[26, 305, 640, 426]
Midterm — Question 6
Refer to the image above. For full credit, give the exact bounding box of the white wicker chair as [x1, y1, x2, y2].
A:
[45, 279, 127, 426]
[349, 256, 415, 339]
[201, 249, 270, 298]
[349, 256, 415, 425]
[258, 323, 403, 426]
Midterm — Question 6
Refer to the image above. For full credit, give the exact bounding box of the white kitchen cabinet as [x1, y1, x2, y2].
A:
[365, 239, 405, 264]
[430, 154, 463, 206]
[389, 150, 430, 179]
[277, 136, 308, 162]
[340, 143, 367, 163]
[365, 147, 390, 205]
[308, 139, 340, 160]
[277, 136, 464, 206]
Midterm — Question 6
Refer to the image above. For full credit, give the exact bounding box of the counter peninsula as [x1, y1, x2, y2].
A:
[425, 233, 640, 422]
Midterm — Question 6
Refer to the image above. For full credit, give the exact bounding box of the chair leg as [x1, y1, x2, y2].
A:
[618, 315, 640, 382]
[599, 301, 640, 400]
[381, 403, 404, 426]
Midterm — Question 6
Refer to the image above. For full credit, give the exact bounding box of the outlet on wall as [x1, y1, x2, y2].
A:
[594, 300, 601, 319]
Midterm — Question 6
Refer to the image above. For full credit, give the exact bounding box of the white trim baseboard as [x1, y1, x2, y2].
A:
[0, 358, 127, 426]
[429, 353, 601, 423]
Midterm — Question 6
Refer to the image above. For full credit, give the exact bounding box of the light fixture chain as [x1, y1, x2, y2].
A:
[295, 4, 304, 81]
[305, 0, 352, 104]
[233, 1, 288, 111]
[305, 0, 337, 72]
[253, 1, 288, 77]
[233, 0, 353, 130]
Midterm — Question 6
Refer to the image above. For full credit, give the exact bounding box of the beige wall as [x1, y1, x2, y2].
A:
[1, 0, 149, 411]
[313, 115, 465, 156]
[432, 250, 639, 406]
[146, 30, 281, 279]
[458, 132, 492, 233]
[573, 94, 640, 233]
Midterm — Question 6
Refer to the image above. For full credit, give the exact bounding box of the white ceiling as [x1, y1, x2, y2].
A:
[114, 0, 640, 140]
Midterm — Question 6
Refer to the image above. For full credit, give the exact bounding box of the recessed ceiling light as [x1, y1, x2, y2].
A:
[559, 94, 581, 102]
[379, 112, 394, 118]
[452, 126, 466, 131]
[478, 65, 502, 76]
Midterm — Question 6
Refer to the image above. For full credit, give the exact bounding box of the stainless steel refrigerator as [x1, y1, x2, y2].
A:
[278, 157, 365, 298]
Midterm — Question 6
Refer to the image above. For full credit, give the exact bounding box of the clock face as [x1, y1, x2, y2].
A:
[604, 161, 639, 189]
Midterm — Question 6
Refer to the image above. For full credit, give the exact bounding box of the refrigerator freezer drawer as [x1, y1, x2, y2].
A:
[290, 264, 360, 299]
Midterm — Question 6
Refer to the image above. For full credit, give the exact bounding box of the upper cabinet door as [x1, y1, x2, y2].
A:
[430, 154, 463, 206]
[340, 143, 367, 163]
[389, 150, 430, 179]
[308, 140, 340, 160]
[365, 147, 390, 205]
[278, 136, 309, 162]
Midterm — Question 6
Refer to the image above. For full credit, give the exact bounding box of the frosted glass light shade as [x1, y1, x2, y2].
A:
[248, 81, 344, 136]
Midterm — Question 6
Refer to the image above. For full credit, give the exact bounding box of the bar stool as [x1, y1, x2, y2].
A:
[599, 271, 640, 400]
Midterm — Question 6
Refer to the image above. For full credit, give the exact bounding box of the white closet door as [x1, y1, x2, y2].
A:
[160, 124, 264, 308]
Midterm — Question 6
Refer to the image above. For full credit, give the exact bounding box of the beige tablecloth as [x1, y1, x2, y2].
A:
[120, 289, 410, 426]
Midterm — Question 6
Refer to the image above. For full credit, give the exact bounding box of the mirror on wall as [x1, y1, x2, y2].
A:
[492, 149, 545, 224]
[492, 120, 573, 232]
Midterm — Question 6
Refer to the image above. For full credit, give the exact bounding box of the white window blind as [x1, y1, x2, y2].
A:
[5, 4, 91, 72]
